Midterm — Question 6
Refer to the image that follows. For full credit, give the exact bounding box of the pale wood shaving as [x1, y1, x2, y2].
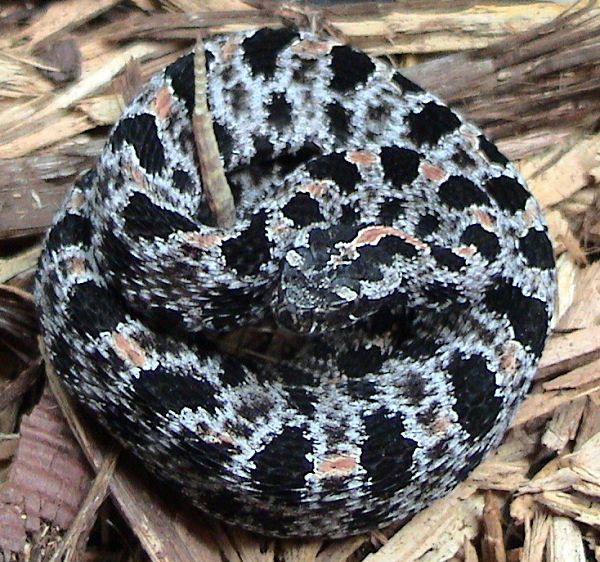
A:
[279, 540, 322, 562]
[464, 536, 479, 562]
[315, 536, 367, 562]
[546, 517, 585, 562]
[519, 135, 600, 209]
[76, 94, 122, 125]
[556, 261, 600, 330]
[536, 326, 600, 379]
[574, 392, 600, 451]
[0, 246, 41, 284]
[536, 491, 600, 529]
[520, 509, 549, 562]
[554, 253, 579, 321]
[540, 398, 586, 453]
[361, 487, 483, 562]
[545, 209, 581, 260]
[481, 492, 507, 562]
[11, 0, 121, 48]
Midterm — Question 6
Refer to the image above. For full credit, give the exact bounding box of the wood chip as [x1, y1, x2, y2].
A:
[536, 326, 600, 380]
[362, 486, 483, 562]
[546, 517, 585, 562]
[520, 136, 600, 209]
[556, 261, 600, 330]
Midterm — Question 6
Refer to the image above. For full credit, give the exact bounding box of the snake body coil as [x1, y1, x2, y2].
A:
[36, 28, 555, 537]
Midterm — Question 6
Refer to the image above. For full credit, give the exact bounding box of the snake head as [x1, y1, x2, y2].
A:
[274, 246, 362, 335]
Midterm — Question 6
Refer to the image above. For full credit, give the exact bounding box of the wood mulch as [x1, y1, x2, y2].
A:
[0, 1, 599, 561]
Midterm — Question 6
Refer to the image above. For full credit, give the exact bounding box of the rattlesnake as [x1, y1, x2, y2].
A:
[35, 27, 555, 537]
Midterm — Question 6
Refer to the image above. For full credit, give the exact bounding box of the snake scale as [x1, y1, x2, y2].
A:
[35, 27, 556, 537]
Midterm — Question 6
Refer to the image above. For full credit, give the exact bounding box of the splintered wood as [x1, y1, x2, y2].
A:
[1, 1, 600, 561]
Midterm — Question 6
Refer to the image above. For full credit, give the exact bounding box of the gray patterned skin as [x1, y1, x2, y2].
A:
[35, 28, 555, 537]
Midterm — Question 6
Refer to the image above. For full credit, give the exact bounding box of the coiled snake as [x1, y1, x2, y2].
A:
[35, 27, 555, 537]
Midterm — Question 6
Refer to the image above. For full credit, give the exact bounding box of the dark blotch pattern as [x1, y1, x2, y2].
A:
[213, 122, 235, 165]
[519, 228, 555, 270]
[485, 175, 530, 212]
[251, 136, 275, 165]
[123, 192, 196, 239]
[242, 28, 299, 78]
[286, 387, 316, 417]
[250, 426, 312, 499]
[267, 92, 292, 127]
[407, 102, 461, 146]
[326, 101, 352, 141]
[164, 53, 194, 114]
[415, 213, 440, 237]
[133, 366, 221, 416]
[349, 236, 418, 280]
[391, 71, 424, 94]
[447, 352, 502, 439]
[229, 82, 248, 114]
[451, 148, 476, 169]
[378, 197, 405, 225]
[379, 146, 420, 189]
[68, 281, 124, 338]
[221, 211, 270, 277]
[329, 46, 375, 92]
[282, 193, 324, 227]
[479, 135, 509, 166]
[361, 410, 417, 494]
[438, 176, 490, 210]
[484, 278, 549, 357]
[291, 57, 318, 84]
[402, 335, 440, 359]
[460, 224, 500, 261]
[337, 346, 386, 378]
[111, 114, 165, 176]
[47, 213, 92, 250]
[344, 253, 385, 282]
[172, 169, 194, 194]
[306, 153, 361, 194]
[431, 246, 466, 272]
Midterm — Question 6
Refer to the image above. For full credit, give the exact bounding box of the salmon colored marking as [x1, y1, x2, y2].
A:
[431, 415, 451, 434]
[352, 226, 428, 250]
[500, 341, 521, 374]
[301, 181, 329, 196]
[154, 87, 173, 120]
[346, 150, 378, 166]
[68, 256, 87, 274]
[454, 245, 477, 258]
[183, 232, 223, 249]
[316, 454, 358, 477]
[112, 332, 147, 367]
[472, 208, 496, 230]
[420, 162, 447, 182]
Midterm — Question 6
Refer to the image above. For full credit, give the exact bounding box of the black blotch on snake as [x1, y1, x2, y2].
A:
[438, 176, 490, 210]
[447, 352, 502, 438]
[460, 224, 500, 261]
[519, 229, 555, 270]
[329, 46, 375, 92]
[484, 279, 549, 358]
[111, 114, 166, 175]
[485, 175, 530, 212]
[407, 102, 461, 146]
[380, 146, 420, 189]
